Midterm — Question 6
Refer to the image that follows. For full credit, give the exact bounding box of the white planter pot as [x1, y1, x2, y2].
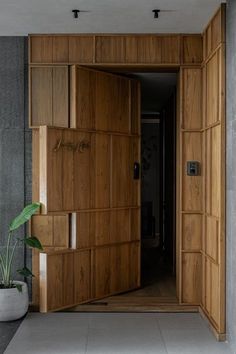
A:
[0, 281, 28, 321]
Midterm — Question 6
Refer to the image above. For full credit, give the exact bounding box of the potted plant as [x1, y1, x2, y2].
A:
[0, 202, 42, 321]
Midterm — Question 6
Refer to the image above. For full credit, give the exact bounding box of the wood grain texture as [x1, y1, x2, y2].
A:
[182, 35, 203, 64]
[30, 36, 53, 63]
[69, 36, 94, 63]
[182, 214, 202, 251]
[201, 3, 226, 335]
[30, 66, 69, 127]
[95, 36, 126, 63]
[182, 132, 202, 211]
[182, 253, 202, 303]
[52, 36, 69, 63]
[182, 68, 202, 130]
[40, 249, 92, 312]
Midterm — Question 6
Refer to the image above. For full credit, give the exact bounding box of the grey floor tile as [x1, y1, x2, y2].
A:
[89, 313, 158, 330]
[5, 314, 88, 354]
[156, 313, 207, 330]
[161, 328, 233, 354]
[86, 326, 167, 354]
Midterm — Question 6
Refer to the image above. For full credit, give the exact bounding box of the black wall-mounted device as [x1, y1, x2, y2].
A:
[187, 161, 200, 176]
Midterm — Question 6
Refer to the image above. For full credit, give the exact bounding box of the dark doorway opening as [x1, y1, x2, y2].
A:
[130, 73, 177, 299]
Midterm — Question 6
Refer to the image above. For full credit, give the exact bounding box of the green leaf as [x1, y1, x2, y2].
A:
[9, 203, 41, 231]
[24, 237, 43, 251]
[15, 283, 23, 292]
[17, 266, 34, 278]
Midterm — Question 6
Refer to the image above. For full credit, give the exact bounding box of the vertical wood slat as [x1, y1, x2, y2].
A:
[30, 66, 69, 128]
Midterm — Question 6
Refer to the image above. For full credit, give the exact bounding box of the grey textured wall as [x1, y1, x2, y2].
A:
[226, 1, 236, 352]
[0, 37, 31, 287]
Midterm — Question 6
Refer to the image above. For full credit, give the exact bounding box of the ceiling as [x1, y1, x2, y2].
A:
[0, 0, 225, 36]
[129, 73, 177, 113]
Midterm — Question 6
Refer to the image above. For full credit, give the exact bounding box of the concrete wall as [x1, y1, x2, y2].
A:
[226, 1, 236, 352]
[0, 37, 31, 287]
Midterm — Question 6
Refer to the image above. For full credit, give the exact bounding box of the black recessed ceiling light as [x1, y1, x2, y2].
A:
[152, 9, 161, 18]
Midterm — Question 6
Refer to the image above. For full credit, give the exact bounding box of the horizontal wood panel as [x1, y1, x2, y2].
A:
[31, 215, 69, 247]
[29, 34, 202, 65]
[71, 209, 140, 249]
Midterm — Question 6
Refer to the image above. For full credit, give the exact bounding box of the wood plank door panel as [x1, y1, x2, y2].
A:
[39, 66, 141, 312]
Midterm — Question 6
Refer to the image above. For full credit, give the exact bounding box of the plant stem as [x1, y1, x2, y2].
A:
[7, 240, 18, 285]
[4, 232, 12, 287]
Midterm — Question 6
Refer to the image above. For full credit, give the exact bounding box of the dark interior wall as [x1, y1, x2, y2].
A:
[226, 1, 236, 350]
[0, 37, 31, 287]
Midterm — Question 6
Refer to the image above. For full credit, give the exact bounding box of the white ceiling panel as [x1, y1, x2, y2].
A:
[0, 0, 225, 35]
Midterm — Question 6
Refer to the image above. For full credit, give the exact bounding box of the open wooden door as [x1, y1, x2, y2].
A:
[38, 66, 141, 312]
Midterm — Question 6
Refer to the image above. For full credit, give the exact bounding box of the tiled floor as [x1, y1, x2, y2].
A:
[4, 313, 233, 354]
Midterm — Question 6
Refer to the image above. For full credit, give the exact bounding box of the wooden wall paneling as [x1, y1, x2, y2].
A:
[40, 251, 74, 312]
[71, 67, 96, 130]
[162, 36, 180, 63]
[93, 133, 110, 209]
[31, 67, 53, 126]
[125, 37, 138, 63]
[52, 36, 69, 63]
[182, 132, 202, 211]
[95, 36, 126, 63]
[73, 131, 92, 210]
[110, 209, 130, 243]
[52, 67, 69, 127]
[206, 53, 219, 126]
[130, 79, 141, 135]
[205, 216, 219, 262]
[130, 208, 141, 241]
[95, 70, 130, 133]
[74, 250, 91, 303]
[211, 125, 221, 217]
[201, 3, 226, 335]
[30, 36, 53, 63]
[182, 214, 202, 251]
[111, 135, 131, 207]
[39, 127, 63, 213]
[110, 244, 130, 293]
[94, 247, 110, 298]
[182, 253, 202, 303]
[129, 241, 141, 289]
[71, 212, 95, 249]
[182, 35, 203, 64]
[32, 129, 40, 202]
[69, 36, 94, 63]
[95, 211, 110, 246]
[182, 68, 202, 130]
[137, 36, 162, 63]
[30, 66, 69, 127]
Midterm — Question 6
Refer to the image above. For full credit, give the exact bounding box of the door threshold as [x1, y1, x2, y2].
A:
[67, 296, 198, 313]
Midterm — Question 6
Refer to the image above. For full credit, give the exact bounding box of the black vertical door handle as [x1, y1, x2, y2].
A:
[133, 162, 140, 179]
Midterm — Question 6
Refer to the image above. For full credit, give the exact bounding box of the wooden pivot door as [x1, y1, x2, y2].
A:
[39, 66, 141, 312]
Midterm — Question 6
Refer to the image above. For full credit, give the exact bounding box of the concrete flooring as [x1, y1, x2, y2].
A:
[3, 312, 234, 354]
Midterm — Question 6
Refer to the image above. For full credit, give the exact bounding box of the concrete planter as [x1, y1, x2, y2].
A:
[0, 281, 28, 321]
